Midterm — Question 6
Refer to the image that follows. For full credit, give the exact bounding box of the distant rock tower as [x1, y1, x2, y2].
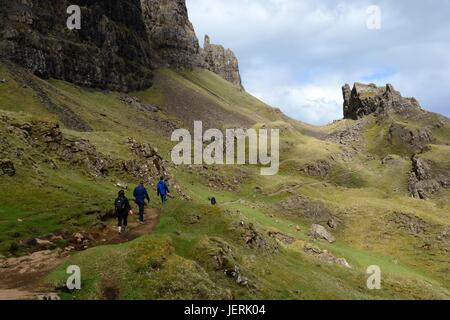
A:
[200, 35, 244, 90]
[342, 83, 421, 120]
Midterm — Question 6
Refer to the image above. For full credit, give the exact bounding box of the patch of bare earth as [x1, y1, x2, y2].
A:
[0, 208, 160, 300]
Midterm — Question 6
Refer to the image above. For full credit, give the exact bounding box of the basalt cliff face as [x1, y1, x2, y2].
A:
[200, 35, 243, 90]
[0, 0, 243, 91]
[0, 0, 156, 91]
[140, 0, 201, 69]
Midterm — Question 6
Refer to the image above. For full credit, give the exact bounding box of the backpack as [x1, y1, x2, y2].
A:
[211, 197, 217, 205]
[115, 197, 127, 214]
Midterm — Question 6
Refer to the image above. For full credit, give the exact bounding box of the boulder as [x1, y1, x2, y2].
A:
[327, 218, 338, 229]
[304, 243, 351, 268]
[308, 224, 335, 243]
[73, 233, 85, 244]
[1, 159, 15, 176]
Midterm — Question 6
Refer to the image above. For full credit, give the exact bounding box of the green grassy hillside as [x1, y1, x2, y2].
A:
[0, 62, 449, 300]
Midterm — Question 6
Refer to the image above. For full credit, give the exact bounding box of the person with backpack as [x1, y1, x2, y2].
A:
[115, 190, 132, 234]
[157, 177, 170, 205]
[133, 182, 150, 224]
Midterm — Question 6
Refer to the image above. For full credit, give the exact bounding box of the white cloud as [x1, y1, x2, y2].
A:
[187, 0, 450, 124]
[243, 65, 343, 125]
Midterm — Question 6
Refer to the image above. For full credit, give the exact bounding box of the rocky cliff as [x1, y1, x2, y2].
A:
[0, 1, 243, 91]
[200, 35, 243, 90]
[342, 83, 422, 120]
[0, 0, 155, 91]
[140, 0, 200, 68]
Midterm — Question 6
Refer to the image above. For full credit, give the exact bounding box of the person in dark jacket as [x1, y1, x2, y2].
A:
[133, 182, 150, 224]
[115, 190, 132, 234]
[157, 177, 170, 205]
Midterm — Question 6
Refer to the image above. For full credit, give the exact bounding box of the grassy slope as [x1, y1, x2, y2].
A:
[0, 64, 449, 299]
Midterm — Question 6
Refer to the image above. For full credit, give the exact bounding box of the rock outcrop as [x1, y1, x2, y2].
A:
[304, 243, 351, 268]
[342, 83, 422, 120]
[388, 123, 434, 153]
[234, 221, 279, 254]
[408, 155, 450, 199]
[389, 212, 430, 236]
[308, 224, 335, 243]
[123, 138, 167, 180]
[302, 160, 331, 177]
[200, 35, 244, 90]
[275, 195, 338, 227]
[0, 159, 15, 176]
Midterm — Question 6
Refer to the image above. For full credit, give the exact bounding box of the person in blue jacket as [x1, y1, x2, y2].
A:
[133, 182, 150, 224]
[157, 177, 170, 205]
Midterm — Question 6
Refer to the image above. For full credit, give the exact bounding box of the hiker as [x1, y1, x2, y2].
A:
[133, 182, 150, 224]
[157, 177, 170, 205]
[115, 190, 132, 235]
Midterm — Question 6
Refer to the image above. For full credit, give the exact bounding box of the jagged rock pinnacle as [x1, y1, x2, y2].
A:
[342, 83, 422, 120]
[200, 35, 244, 90]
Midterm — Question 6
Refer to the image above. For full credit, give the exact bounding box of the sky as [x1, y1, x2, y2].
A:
[186, 0, 450, 125]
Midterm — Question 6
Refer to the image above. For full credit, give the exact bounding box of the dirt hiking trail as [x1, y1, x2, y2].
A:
[0, 207, 161, 300]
